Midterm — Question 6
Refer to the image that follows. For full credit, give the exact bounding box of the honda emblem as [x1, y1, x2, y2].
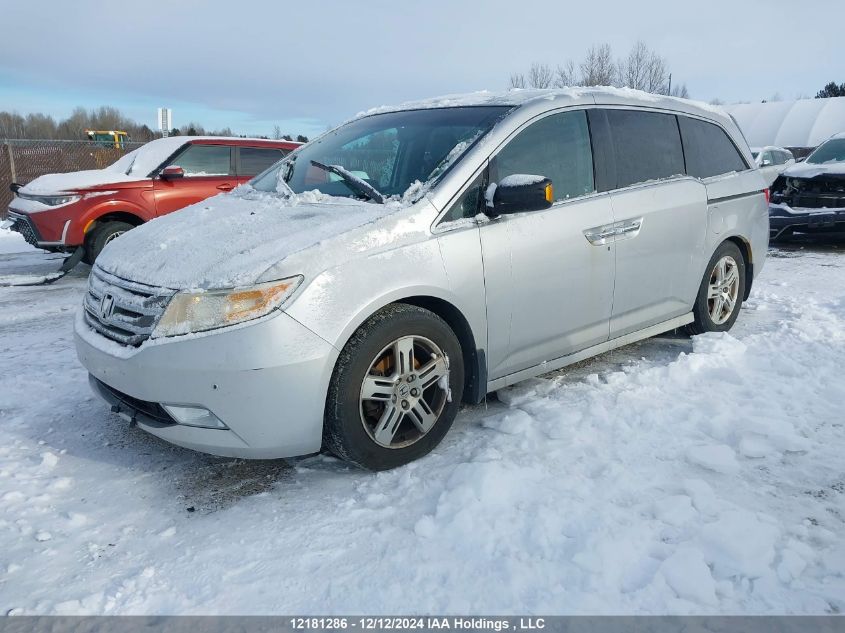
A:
[100, 293, 115, 319]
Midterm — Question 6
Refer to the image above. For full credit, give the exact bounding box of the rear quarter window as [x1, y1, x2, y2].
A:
[678, 116, 748, 179]
[604, 109, 685, 189]
[239, 147, 287, 177]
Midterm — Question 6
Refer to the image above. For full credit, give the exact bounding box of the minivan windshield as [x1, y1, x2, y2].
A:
[251, 106, 511, 202]
[806, 138, 845, 165]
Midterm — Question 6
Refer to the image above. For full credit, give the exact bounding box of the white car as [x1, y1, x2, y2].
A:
[75, 88, 768, 470]
[751, 146, 795, 185]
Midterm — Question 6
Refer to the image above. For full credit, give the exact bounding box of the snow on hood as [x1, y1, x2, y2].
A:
[94, 187, 406, 289]
[782, 160, 845, 179]
[19, 136, 197, 195]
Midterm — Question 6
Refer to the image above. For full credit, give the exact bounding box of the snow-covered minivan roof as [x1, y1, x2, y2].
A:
[357, 86, 734, 130]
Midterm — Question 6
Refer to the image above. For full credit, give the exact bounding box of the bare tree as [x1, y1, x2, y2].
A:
[509, 72, 526, 89]
[508, 41, 690, 97]
[617, 41, 650, 90]
[554, 60, 577, 87]
[580, 44, 616, 87]
[272, 125, 283, 140]
[528, 62, 554, 89]
[670, 83, 690, 99]
[643, 53, 669, 94]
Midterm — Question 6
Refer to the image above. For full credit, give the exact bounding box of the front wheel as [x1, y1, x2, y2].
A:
[83, 221, 134, 265]
[689, 241, 746, 334]
[323, 304, 464, 471]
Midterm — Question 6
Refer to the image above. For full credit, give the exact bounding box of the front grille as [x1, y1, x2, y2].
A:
[8, 211, 40, 247]
[83, 266, 174, 346]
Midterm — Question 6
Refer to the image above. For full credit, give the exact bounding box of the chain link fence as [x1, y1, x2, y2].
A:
[1, 140, 147, 217]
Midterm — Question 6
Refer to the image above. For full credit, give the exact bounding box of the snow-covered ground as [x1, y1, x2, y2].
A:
[0, 228, 843, 615]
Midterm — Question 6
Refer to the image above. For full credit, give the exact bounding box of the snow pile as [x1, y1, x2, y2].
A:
[0, 226, 37, 254]
[94, 187, 409, 289]
[0, 248, 844, 614]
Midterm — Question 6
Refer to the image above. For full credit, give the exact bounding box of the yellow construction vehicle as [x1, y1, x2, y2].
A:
[85, 129, 130, 149]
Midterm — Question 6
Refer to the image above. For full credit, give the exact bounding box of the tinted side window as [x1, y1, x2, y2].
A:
[239, 147, 285, 176]
[605, 109, 685, 188]
[678, 116, 747, 179]
[171, 144, 232, 176]
[492, 110, 594, 203]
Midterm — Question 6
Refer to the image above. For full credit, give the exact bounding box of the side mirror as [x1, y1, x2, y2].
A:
[160, 165, 185, 180]
[760, 159, 773, 167]
[489, 174, 553, 216]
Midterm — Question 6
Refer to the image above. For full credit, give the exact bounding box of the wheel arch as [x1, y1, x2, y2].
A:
[724, 234, 753, 300]
[84, 210, 145, 237]
[326, 293, 486, 407]
[397, 295, 485, 405]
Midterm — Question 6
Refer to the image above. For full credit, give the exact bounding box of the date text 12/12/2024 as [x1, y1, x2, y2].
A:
[290, 618, 546, 630]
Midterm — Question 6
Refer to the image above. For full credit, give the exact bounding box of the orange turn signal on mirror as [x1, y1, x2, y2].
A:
[544, 183, 554, 203]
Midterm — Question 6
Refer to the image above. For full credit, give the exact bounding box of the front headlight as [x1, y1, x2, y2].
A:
[17, 192, 81, 207]
[152, 276, 302, 338]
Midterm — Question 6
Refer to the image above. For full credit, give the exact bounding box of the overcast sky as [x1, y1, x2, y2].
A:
[0, 0, 842, 137]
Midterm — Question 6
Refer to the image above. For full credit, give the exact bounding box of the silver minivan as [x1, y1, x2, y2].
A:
[75, 88, 769, 470]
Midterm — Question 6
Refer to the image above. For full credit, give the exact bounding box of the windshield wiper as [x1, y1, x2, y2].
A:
[309, 160, 385, 204]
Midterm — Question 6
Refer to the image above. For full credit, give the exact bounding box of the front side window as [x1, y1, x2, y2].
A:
[170, 144, 232, 176]
[805, 138, 845, 164]
[251, 106, 510, 202]
[678, 116, 747, 179]
[442, 173, 486, 223]
[606, 109, 685, 188]
[491, 110, 595, 203]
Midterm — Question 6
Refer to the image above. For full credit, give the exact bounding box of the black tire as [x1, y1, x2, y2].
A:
[323, 303, 464, 471]
[688, 241, 747, 335]
[83, 221, 135, 265]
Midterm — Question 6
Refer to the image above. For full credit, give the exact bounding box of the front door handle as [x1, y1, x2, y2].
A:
[217, 183, 234, 191]
[614, 218, 643, 240]
[584, 217, 644, 245]
[583, 227, 617, 245]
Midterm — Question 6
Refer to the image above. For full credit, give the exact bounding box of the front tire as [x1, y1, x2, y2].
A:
[323, 303, 464, 471]
[689, 241, 746, 334]
[83, 221, 134, 265]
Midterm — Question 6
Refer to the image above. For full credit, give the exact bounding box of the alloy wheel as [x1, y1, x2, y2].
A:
[359, 335, 449, 449]
[707, 255, 740, 325]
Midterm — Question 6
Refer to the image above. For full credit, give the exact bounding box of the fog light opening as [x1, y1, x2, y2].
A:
[162, 404, 228, 429]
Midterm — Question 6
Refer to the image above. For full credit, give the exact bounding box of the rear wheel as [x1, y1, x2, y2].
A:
[689, 241, 746, 334]
[83, 221, 134, 264]
[323, 304, 464, 470]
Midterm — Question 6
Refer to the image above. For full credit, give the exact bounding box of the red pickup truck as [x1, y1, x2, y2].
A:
[6, 136, 301, 263]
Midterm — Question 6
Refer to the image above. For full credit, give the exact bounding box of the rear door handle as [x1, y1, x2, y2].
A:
[217, 183, 234, 191]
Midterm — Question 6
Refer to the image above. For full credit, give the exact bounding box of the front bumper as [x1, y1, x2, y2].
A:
[75, 310, 339, 459]
[769, 203, 845, 239]
[7, 209, 70, 249]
